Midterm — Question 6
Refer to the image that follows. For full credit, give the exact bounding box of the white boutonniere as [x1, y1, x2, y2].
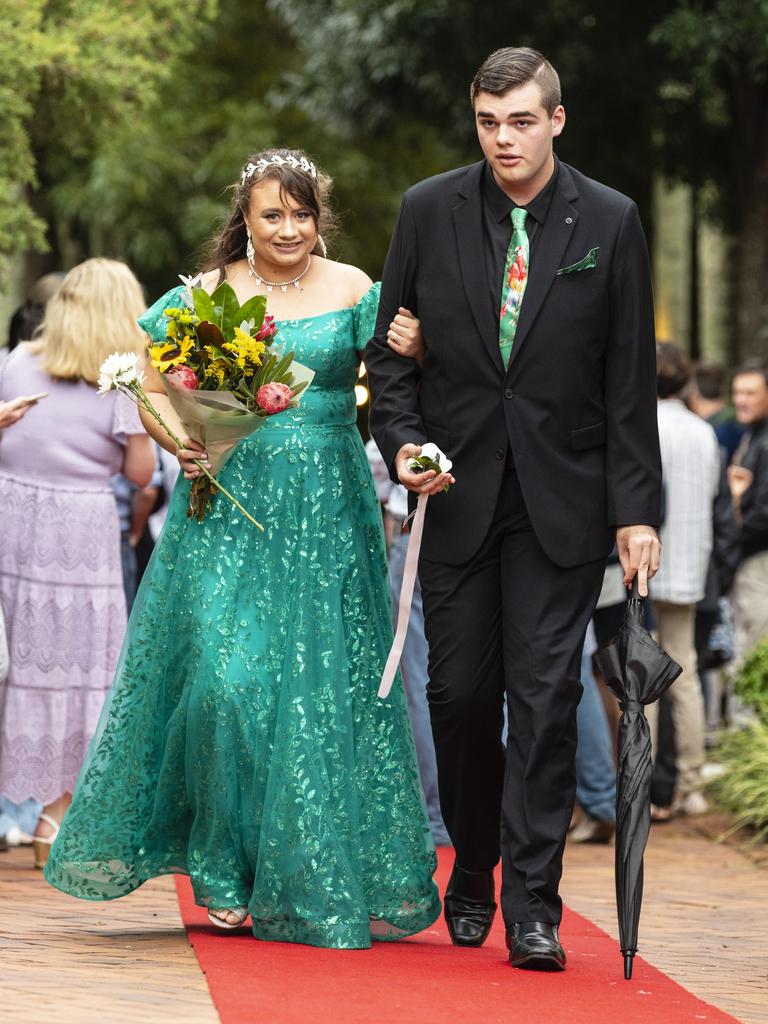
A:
[408, 442, 453, 492]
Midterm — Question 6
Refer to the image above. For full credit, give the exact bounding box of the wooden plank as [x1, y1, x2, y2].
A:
[0, 847, 217, 1024]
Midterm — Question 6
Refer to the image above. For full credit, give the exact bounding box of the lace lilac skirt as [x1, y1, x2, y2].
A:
[0, 472, 126, 804]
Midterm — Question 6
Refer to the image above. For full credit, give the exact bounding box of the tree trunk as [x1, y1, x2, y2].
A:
[737, 164, 768, 360]
[727, 71, 768, 361]
[688, 184, 700, 360]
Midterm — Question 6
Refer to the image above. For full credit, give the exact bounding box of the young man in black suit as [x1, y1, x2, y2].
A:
[365, 47, 662, 971]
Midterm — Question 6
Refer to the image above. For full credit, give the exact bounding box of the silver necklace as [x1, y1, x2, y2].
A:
[248, 254, 312, 293]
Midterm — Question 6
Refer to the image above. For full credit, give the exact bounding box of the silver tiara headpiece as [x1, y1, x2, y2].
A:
[240, 154, 317, 185]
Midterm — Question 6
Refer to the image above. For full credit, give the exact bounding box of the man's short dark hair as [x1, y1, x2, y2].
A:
[470, 47, 561, 116]
[693, 361, 726, 400]
[732, 357, 768, 386]
[656, 341, 691, 399]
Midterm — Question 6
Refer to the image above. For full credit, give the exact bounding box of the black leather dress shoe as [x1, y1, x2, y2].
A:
[507, 921, 566, 971]
[444, 864, 496, 947]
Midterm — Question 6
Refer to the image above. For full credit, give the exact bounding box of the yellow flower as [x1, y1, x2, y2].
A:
[232, 326, 253, 345]
[224, 328, 266, 370]
[203, 361, 227, 387]
[149, 336, 195, 372]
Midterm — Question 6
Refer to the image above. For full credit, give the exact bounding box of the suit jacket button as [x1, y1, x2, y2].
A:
[504, 388, 514, 399]
[495, 449, 505, 460]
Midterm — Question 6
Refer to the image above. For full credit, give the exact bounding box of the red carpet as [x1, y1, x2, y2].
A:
[175, 849, 738, 1024]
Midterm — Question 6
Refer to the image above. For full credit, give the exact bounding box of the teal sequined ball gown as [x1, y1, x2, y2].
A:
[45, 282, 441, 948]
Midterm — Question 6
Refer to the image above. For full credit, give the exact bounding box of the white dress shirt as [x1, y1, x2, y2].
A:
[651, 399, 720, 604]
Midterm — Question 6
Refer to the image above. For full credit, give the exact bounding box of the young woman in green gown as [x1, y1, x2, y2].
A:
[45, 149, 441, 948]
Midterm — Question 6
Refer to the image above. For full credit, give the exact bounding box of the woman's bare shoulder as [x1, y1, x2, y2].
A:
[316, 259, 374, 304]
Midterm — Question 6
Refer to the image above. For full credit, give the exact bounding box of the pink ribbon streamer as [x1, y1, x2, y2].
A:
[378, 492, 429, 699]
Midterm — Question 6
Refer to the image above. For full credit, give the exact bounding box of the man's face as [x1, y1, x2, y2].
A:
[474, 82, 565, 196]
[732, 372, 768, 425]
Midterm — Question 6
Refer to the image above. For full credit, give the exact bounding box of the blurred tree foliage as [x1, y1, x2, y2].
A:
[0, 2, 47, 261]
[0, 0, 217, 282]
[268, 0, 674, 244]
[269, 0, 768, 358]
[652, 0, 768, 357]
[3, 0, 768, 357]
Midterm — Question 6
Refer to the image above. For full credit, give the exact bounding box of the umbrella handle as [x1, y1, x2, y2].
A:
[630, 577, 643, 603]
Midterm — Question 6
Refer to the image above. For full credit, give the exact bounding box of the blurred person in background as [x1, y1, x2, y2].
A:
[570, 622, 615, 843]
[688, 361, 745, 463]
[0, 395, 42, 428]
[695, 456, 740, 731]
[0, 258, 154, 868]
[111, 451, 164, 613]
[7, 272, 65, 352]
[366, 436, 451, 847]
[728, 359, 768, 669]
[0, 399, 44, 852]
[650, 342, 720, 818]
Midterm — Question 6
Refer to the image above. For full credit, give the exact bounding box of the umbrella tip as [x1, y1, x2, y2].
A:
[623, 952, 635, 980]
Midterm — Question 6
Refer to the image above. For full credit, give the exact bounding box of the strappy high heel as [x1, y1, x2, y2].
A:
[207, 907, 249, 930]
[32, 813, 60, 869]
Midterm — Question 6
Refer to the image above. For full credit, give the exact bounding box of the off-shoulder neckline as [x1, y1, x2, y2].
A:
[161, 281, 379, 326]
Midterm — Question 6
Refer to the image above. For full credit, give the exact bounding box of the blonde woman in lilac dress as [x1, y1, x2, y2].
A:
[0, 258, 155, 867]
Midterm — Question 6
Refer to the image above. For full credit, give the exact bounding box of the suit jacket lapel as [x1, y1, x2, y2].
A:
[506, 168, 580, 373]
[452, 163, 505, 375]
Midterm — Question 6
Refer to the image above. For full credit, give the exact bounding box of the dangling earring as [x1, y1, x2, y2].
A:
[246, 230, 256, 276]
[317, 234, 328, 258]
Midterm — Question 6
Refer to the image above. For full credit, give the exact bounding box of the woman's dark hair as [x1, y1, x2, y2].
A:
[693, 361, 726, 400]
[203, 148, 337, 282]
[656, 341, 691, 399]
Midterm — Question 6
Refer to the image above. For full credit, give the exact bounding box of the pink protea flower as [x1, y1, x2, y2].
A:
[167, 365, 198, 390]
[257, 382, 293, 414]
[256, 315, 278, 341]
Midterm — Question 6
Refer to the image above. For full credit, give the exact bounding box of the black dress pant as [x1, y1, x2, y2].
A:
[419, 466, 605, 925]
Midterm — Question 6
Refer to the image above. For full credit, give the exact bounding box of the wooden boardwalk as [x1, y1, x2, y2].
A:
[0, 850, 216, 1024]
[1, 812, 765, 1023]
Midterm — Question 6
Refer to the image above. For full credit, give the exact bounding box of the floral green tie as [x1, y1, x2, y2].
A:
[499, 206, 529, 368]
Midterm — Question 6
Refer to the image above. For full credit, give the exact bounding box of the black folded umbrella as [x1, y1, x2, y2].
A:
[593, 581, 682, 980]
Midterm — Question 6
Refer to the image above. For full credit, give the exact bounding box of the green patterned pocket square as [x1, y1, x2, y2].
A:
[556, 247, 599, 276]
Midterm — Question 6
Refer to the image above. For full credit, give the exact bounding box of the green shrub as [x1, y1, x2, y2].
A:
[733, 639, 768, 725]
[712, 723, 768, 840]
[712, 639, 768, 838]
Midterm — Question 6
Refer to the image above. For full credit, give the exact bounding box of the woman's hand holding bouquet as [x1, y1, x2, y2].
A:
[100, 275, 313, 530]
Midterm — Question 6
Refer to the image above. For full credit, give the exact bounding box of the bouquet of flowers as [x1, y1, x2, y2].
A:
[147, 275, 313, 525]
[99, 276, 313, 530]
[98, 354, 265, 529]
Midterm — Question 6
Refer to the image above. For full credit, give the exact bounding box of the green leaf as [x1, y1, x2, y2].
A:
[192, 287, 215, 322]
[257, 353, 277, 387]
[270, 350, 294, 382]
[291, 380, 309, 398]
[210, 281, 241, 340]
[237, 294, 267, 328]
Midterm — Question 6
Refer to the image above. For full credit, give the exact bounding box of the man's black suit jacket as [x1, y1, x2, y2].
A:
[365, 159, 662, 568]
